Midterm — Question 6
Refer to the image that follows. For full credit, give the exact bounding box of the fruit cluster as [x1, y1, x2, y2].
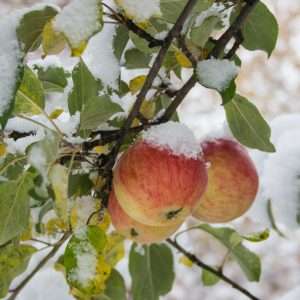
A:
[108, 122, 259, 244]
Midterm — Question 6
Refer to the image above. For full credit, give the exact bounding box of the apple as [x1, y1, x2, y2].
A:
[193, 138, 259, 223]
[113, 139, 208, 227]
[108, 189, 182, 244]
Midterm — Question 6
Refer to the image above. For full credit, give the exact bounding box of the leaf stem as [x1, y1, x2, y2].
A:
[166, 238, 260, 300]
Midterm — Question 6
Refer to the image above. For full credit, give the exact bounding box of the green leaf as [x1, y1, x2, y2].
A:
[68, 59, 101, 115]
[242, 229, 270, 243]
[113, 26, 129, 61]
[198, 224, 261, 282]
[14, 66, 45, 115]
[221, 80, 236, 105]
[239, 2, 279, 56]
[103, 269, 126, 300]
[155, 95, 179, 121]
[201, 269, 220, 286]
[68, 174, 93, 197]
[190, 16, 220, 47]
[27, 130, 60, 181]
[35, 65, 69, 93]
[17, 6, 58, 53]
[0, 242, 36, 297]
[129, 32, 159, 54]
[129, 243, 175, 300]
[160, 0, 213, 24]
[224, 94, 275, 152]
[0, 172, 34, 245]
[125, 48, 152, 69]
[80, 95, 123, 130]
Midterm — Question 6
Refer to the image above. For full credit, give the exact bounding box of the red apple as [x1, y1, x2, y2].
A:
[113, 140, 208, 226]
[193, 138, 259, 223]
[108, 189, 182, 244]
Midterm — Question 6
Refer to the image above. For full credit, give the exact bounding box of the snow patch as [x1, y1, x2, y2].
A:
[115, 0, 161, 22]
[53, 0, 102, 48]
[197, 58, 239, 92]
[143, 121, 199, 159]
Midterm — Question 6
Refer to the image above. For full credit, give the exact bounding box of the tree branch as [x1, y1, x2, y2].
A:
[7, 232, 70, 300]
[166, 238, 260, 300]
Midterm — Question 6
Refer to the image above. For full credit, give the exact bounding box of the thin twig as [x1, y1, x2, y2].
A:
[166, 238, 260, 300]
[8, 232, 71, 300]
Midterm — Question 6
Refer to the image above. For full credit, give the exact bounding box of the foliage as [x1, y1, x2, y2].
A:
[0, 0, 280, 299]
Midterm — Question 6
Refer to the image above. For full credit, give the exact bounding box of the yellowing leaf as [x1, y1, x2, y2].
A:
[93, 145, 110, 155]
[71, 40, 88, 57]
[49, 164, 69, 224]
[20, 221, 32, 241]
[0, 144, 7, 157]
[129, 75, 147, 94]
[42, 20, 66, 56]
[179, 255, 193, 268]
[175, 50, 192, 68]
[45, 218, 67, 235]
[140, 100, 156, 119]
[104, 233, 125, 267]
[49, 108, 64, 120]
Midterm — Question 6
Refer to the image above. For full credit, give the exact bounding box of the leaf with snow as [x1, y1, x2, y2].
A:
[17, 6, 58, 53]
[129, 243, 175, 300]
[0, 242, 36, 298]
[0, 171, 34, 245]
[116, 0, 161, 23]
[64, 226, 112, 297]
[53, 0, 103, 50]
[224, 94, 275, 152]
[83, 25, 121, 90]
[14, 66, 45, 115]
[198, 224, 261, 282]
[196, 58, 239, 92]
[0, 11, 24, 128]
[27, 130, 60, 182]
[80, 95, 123, 130]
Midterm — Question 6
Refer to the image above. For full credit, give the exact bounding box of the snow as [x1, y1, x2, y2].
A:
[143, 121, 199, 159]
[194, 4, 223, 27]
[115, 0, 161, 22]
[53, 0, 102, 49]
[0, 10, 23, 118]
[196, 58, 239, 92]
[73, 196, 96, 229]
[83, 25, 120, 89]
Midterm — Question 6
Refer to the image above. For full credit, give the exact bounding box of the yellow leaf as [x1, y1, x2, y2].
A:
[71, 40, 88, 57]
[20, 221, 32, 241]
[175, 50, 192, 68]
[104, 232, 125, 267]
[140, 100, 156, 119]
[49, 164, 69, 224]
[93, 145, 110, 155]
[129, 75, 147, 94]
[0, 143, 7, 157]
[49, 108, 64, 120]
[42, 20, 66, 56]
[45, 218, 67, 235]
[179, 255, 193, 268]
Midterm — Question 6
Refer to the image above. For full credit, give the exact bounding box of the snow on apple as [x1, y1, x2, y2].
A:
[197, 58, 239, 92]
[113, 122, 208, 227]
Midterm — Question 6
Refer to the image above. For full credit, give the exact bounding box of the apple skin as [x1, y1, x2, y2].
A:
[193, 139, 259, 223]
[108, 189, 182, 244]
[113, 141, 208, 227]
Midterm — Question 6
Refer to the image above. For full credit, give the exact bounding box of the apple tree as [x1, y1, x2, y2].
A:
[0, 0, 280, 299]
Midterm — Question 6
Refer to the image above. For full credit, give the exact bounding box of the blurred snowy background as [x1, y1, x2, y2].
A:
[1, 0, 300, 299]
